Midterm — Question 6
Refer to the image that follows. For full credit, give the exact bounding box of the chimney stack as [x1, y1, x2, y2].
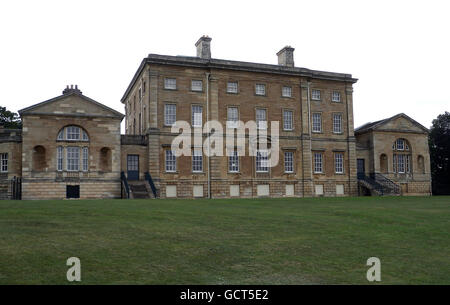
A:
[277, 46, 295, 67]
[195, 35, 212, 59]
[62, 84, 82, 95]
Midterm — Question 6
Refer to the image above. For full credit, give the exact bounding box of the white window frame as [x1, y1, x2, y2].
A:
[312, 113, 322, 133]
[191, 105, 203, 128]
[396, 139, 405, 151]
[82, 147, 89, 172]
[191, 80, 203, 92]
[397, 154, 406, 173]
[57, 130, 64, 140]
[228, 150, 239, 173]
[332, 91, 341, 102]
[66, 126, 81, 141]
[333, 113, 342, 133]
[311, 89, 321, 100]
[66, 146, 80, 172]
[0, 153, 8, 173]
[335, 153, 344, 174]
[57, 147, 63, 172]
[82, 130, 89, 141]
[164, 78, 176, 90]
[227, 107, 239, 129]
[283, 110, 293, 131]
[394, 154, 411, 174]
[284, 151, 294, 173]
[256, 150, 269, 173]
[255, 84, 266, 96]
[256, 108, 267, 130]
[164, 104, 176, 126]
[282, 86, 292, 97]
[192, 149, 203, 173]
[165, 150, 176, 172]
[227, 81, 238, 93]
[314, 152, 323, 173]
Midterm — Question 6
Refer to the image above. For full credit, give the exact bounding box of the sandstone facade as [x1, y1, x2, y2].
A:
[121, 37, 358, 198]
[355, 113, 431, 195]
[0, 37, 432, 199]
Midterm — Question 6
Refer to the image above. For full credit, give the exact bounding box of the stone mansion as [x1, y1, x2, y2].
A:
[0, 36, 431, 199]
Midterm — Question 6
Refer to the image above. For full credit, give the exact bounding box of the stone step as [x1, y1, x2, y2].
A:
[129, 182, 151, 199]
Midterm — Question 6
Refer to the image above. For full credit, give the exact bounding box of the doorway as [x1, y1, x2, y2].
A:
[357, 159, 365, 178]
[127, 154, 139, 180]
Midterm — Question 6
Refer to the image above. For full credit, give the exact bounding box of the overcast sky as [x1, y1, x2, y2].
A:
[1, 0, 449, 130]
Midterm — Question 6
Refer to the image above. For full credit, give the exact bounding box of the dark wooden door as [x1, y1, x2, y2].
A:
[66, 185, 80, 199]
[357, 159, 365, 178]
[127, 155, 139, 180]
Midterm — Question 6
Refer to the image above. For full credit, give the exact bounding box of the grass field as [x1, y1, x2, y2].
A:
[0, 196, 449, 284]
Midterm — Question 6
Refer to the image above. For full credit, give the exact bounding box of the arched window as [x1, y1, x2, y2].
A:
[392, 138, 411, 174]
[33, 145, 47, 171]
[392, 138, 409, 151]
[57, 125, 89, 142]
[56, 125, 89, 172]
[380, 153, 388, 173]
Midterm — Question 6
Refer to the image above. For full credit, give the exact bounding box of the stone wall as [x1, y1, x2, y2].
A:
[22, 181, 120, 200]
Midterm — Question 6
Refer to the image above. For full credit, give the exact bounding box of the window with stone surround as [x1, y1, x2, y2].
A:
[227, 107, 239, 128]
[333, 113, 343, 133]
[314, 152, 323, 173]
[256, 150, 269, 172]
[256, 108, 267, 130]
[255, 84, 266, 96]
[228, 150, 239, 173]
[191, 105, 203, 127]
[82, 147, 89, 172]
[335, 153, 344, 174]
[164, 78, 176, 90]
[312, 113, 322, 133]
[66, 147, 80, 172]
[164, 104, 176, 126]
[192, 149, 203, 172]
[284, 151, 294, 173]
[0, 153, 8, 173]
[165, 150, 176, 172]
[392, 138, 411, 174]
[57, 147, 63, 171]
[57, 126, 89, 142]
[311, 89, 321, 100]
[282, 86, 292, 97]
[227, 81, 238, 93]
[332, 91, 341, 102]
[191, 80, 203, 92]
[283, 110, 293, 131]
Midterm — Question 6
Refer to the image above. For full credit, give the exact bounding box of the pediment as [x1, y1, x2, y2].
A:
[19, 93, 124, 119]
[373, 114, 428, 133]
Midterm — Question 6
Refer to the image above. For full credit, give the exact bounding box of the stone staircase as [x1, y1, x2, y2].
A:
[128, 181, 153, 199]
[358, 173, 401, 196]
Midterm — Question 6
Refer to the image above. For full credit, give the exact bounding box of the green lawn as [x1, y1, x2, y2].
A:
[0, 196, 449, 284]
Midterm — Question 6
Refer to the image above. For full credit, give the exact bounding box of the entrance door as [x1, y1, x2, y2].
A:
[357, 159, 365, 178]
[66, 185, 80, 199]
[127, 155, 139, 180]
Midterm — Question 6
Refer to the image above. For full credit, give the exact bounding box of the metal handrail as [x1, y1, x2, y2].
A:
[120, 171, 130, 199]
[145, 172, 158, 198]
[358, 174, 385, 195]
[371, 173, 401, 194]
